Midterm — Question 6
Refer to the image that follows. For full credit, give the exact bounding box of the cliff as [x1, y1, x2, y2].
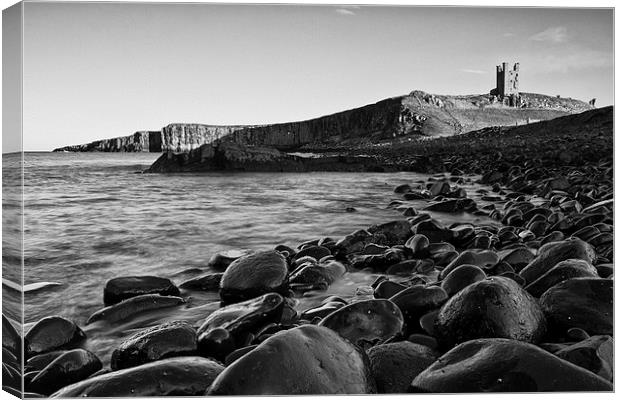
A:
[53, 91, 593, 152]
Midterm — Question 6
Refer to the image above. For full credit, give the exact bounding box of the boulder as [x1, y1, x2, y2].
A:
[411, 220, 453, 243]
[439, 250, 499, 279]
[293, 245, 331, 261]
[367, 341, 437, 393]
[524, 259, 598, 297]
[440, 265, 487, 297]
[207, 325, 376, 394]
[50, 357, 224, 397]
[103, 276, 180, 306]
[111, 321, 197, 370]
[435, 277, 546, 348]
[319, 299, 404, 348]
[555, 335, 613, 382]
[28, 349, 102, 395]
[539, 278, 612, 335]
[25, 316, 86, 357]
[368, 220, 413, 246]
[86, 295, 185, 325]
[178, 273, 223, 291]
[335, 229, 372, 256]
[519, 238, 596, 284]
[220, 250, 289, 304]
[389, 286, 448, 334]
[411, 338, 612, 392]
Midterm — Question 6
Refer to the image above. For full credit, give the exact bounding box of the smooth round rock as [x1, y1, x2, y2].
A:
[178, 273, 223, 291]
[25, 316, 86, 357]
[525, 259, 598, 297]
[220, 250, 289, 304]
[555, 335, 613, 382]
[25, 351, 67, 373]
[293, 246, 331, 261]
[103, 276, 180, 306]
[389, 286, 448, 334]
[436, 277, 546, 348]
[519, 238, 596, 284]
[411, 338, 612, 392]
[207, 325, 376, 395]
[2, 315, 21, 360]
[441, 265, 487, 297]
[367, 341, 437, 393]
[111, 321, 197, 370]
[50, 356, 224, 397]
[540, 278, 612, 335]
[319, 299, 404, 347]
[86, 295, 185, 325]
[439, 250, 499, 279]
[28, 349, 102, 395]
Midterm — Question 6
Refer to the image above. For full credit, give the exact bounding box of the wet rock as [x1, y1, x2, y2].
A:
[440, 265, 486, 297]
[411, 220, 452, 243]
[540, 278, 612, 335]
[436, 277, 546, 348]
[25, 316, 86, 357]
[28, 349, 102, 395]
[555, 335, 613, 381]
[2, 315, 21, 360]
[374, 280, 407, 299]
[430, 181, 451, 197]
[319, 299, 404, 348]
[389, 286, 448, 334]
[86, 295, 185, 325]
[25, 351, 67, 373]
[111, 321, 197, 370]
[439, 250, 499, 279]
[525, 259, 598, 297]
[289, 260, 345, 291]
[498, 247, 534, 272]
[103, 276, 180, 306]
[197, 293, 284, 358]
[394, 184, 412, 194]
[300, 302, 345, 320]
[207, 325, 375, 394]
[367, 341, 437, 393]
[405, 234, 430, 256]
[519, 238, 596, 284]
[219, 250, 289, 304]
[368, 220, 413, 246]
[407, 334, 438, 350]
[293, 245, 331, 261]
[208, 249, 253, 271]
[178, 272, 223, 291]
[51, 356, 224, 397]
[411, 338, 612, 392]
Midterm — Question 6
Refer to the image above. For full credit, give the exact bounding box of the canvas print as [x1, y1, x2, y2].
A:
[1, 1, 614, 397]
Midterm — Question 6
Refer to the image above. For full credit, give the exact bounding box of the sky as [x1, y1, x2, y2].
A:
[11, 3, 616, 151]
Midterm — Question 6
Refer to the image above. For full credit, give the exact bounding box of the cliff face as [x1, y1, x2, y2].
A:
[53, 91, 593, 152]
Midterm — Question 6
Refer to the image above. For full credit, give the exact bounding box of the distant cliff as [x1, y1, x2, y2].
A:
[53, 91, 593, 152]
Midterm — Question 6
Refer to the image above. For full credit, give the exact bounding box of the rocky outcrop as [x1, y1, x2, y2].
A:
[144, 141, 387, 173]
[52, 91, 593, 152]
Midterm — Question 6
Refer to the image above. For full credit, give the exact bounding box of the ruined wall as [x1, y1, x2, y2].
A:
[496, 62, 519, 97]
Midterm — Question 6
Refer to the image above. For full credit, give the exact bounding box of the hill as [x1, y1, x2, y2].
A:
[53, 91, 592, 152]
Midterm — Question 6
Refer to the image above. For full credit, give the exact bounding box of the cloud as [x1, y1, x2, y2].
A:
[461, 69, 487, 74]
[529, 26, 568, 43]
[503, 32, 515, 38]
[335, 8, 356, 16]
[535, 50, 612, 73]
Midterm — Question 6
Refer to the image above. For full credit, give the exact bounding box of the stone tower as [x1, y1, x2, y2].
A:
[496, 62, 519, 97]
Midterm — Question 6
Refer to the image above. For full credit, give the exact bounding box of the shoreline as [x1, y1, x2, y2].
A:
[4, 106, 614, 395]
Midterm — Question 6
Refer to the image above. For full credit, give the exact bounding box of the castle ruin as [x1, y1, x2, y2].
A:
[491, 62, 523, 107]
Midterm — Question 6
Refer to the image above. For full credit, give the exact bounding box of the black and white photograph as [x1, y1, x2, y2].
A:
[1, 1, 615, 397]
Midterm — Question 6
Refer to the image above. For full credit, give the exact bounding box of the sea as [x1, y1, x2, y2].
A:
[2, 152, 499, 364]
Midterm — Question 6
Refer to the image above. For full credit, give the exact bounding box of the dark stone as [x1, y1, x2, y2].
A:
[439, 250, 499, 279]
[368, 220, 413, 246]
[28, 349, 102, 395]
[103, 276, 180, 306]
[540, 278, 612, 336]
[411, 220, 452, 243]
[25, 351, 67, 373]
[374, 280, 407, 299]
[50, 357, 224, 397]
[411, 338, 612, 392]
[207, 325, 376, 395]
[219, 250, 289, 304]
[25, 316, 86, 357]
[111, 321, 197, 370]
[86, 295, 185, 325]
[389, 286, 448, 334]
[2, 315, 21, 360]
[498, 247, 535, 272]
[519, 238, 596, 284]
[319, 299, 404, 348]
[294, 245, 331, 261]
[441, 265, 487, 297]
[207, 250, 252, 271]
[178, 273, 223, 291]
[367, 341, 437, 393]
[197, 292, 284, 358]
[224, 345, 258, 366]
[524, 259, 598, 297]
[436, 277, 546, 348]
[300, 302, 345, 320]
[555, 335, 613, 381]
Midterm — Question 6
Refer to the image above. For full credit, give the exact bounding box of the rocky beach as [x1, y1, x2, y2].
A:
[2, 104, 613, 396]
